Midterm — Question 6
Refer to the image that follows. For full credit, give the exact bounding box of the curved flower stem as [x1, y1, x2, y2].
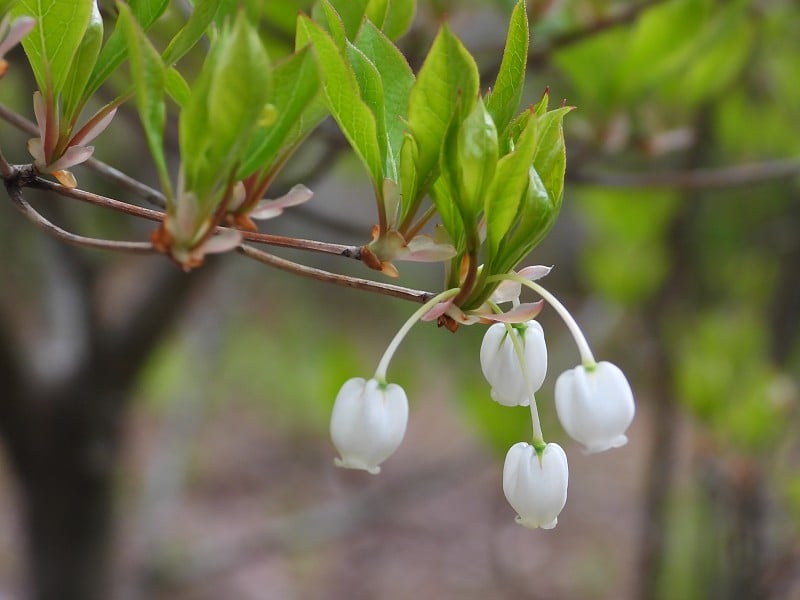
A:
[374, 288, 461, 383]
[497, 273, 596, 367]
[510, 330, 546, 445]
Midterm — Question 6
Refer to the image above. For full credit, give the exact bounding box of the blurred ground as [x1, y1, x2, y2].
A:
[1, 371, 656, 600]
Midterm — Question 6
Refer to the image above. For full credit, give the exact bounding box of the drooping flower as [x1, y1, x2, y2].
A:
[555, 361, 635, 454]
[480, 320, 548, 406]
[503, 442, 569, 530]
[330, 377, 408, 474]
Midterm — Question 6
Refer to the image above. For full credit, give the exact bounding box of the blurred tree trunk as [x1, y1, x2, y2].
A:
[0, 236, 212, 600]
[10, 383, 123, 600]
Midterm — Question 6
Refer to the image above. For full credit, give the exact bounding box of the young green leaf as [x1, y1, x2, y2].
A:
[319, 0, 349, 49]
[493, 166, 554, 274]
[531, 106, 572, 212]
[455, 98, 498, 220]
[347, 42, 391, 177]
[297, 15, 384, 187]
[313, 0, 368, 40]
[365, 0, 388, 28]
[486, 0, 528, 138]
[238, 47, 324, 178]
[13, 0, 92, 96]
[355, 20, 414, 172]
[118, 2, 170, 199]
[430, 175, 465, 254]
[161, 0, 223, 67]
[165, 66, 191, 107]
[61, 1, 103, 127]
[180, 11, 272, 200]
[201, 11, 271, 194]
[397, 133, 419, 224]
[484, 108, 537, 259]
[379, 0, 416, 40]
[407, 25, 479, 193]
[490, 107, 571, 274]
[86, 0, 171, 100]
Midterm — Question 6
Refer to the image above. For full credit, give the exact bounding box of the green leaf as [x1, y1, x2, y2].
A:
[161, 0, 222, 67]
[86, 0, 171, 100]
[61, 1, 103, 126]
[365, 0, 389, 28]
[365, 0, 417, 39]
[297, 15, 383, 187]
[532, 106, 572, 211]
[164, 66, 191, 107]
[397, 133, 419, 224]
[430, 174, 465, 254]
[118, 2, 170, 198]
[206, 13, 272, 154]
[493, 167, 553, 274]
[407, 25, 479, 193]
[180, 11, 272, 199]
[355, 20, 414, 172]
[313, 0, 368, 39]
[455, 97, 498, 220]
[347, 42, 390, 178]
[484, 108, 536, 259]
[239, 47, 324, 178]
[379, 0, 416, 40]
[13, 0, 92, 96]
[319, 0, 348, 49]
[486, 0, 528, 138]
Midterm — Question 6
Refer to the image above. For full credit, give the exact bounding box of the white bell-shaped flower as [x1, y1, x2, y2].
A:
[330, 377, 408, 474]
[503, 442, 569, 530]
[555, 361, 635, 454]
[480, 321, 548, 406]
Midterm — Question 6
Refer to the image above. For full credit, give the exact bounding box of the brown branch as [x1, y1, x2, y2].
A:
[237, 244, 432, 304]
[0, 146, 13, 178]
[4, 173, 431, 307]
[85, 156, 166, 208]
[241, 229, 362, 259]
[30, 176, 165, 221]
[32, 176, 365, 259]
[0, 100, 36, 136]
[569, 157, 800, 190]
[5, 184, 155, 254]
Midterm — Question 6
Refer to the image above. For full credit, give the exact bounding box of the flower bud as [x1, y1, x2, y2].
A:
[330, 377, 408, 474]
[555, 361, 635, 454]
[503, 442, 568, 530]
[480, 321, 547, 406]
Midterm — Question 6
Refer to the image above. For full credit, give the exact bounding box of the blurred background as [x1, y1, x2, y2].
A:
[1, 0, 799, 598]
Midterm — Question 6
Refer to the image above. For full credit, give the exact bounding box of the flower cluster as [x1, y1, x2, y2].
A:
[328, 268, 634, 531]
